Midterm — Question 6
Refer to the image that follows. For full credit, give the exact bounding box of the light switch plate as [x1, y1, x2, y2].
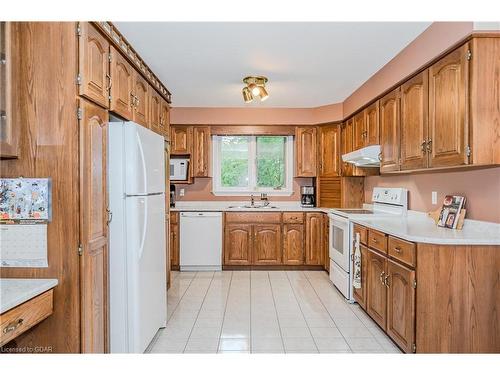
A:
[432, 191, 437, 205]
[180, 188, 185, 197]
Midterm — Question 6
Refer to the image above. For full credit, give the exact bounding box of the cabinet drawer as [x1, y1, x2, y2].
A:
[353, 224, 368, 245]
[282, 212, 304, 224]
[225, 212, 281, 224]
[388, 236, 416, 267]
[0, 289, 54, 346]
[368, 229, 387, 254]
[170, 212, 178, 224]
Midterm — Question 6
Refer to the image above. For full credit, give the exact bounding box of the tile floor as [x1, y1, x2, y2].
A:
[147, 270, 401, 354]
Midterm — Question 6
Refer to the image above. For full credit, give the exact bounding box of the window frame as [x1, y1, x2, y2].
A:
[212, 135, 294, 196]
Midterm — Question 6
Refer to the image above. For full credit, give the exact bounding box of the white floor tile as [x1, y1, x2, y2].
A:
[309, 326, 343, 338]
[346, 337, 385, 353]
[283, 337, 317, 352]
[190, 326, 221, 338]
[280, 326, 312, 338]
[314, 338, 351, 353]
[184, 338, 219, 352]
[219, 338, 250, 351]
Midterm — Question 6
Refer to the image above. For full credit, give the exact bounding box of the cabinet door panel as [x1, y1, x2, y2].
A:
[170, 223, 179, 269]
[401, 70, 429, 170]
[341, 120, 354, 176]
[367, 249, 387, 329]
[79, 99, 108, 353]
[365, 102, 380, 146]
[253, 224, 282, 265]
[353, 111, 365, 150]
[160, 100, 170, 138]
[192, 126, 210, 177]
[283, 224, 304, 265]
[319, 125, 341, 177]
[428, 43, 469, 168]
[386, 259, 415, 353]
[224, 224, 252, 265]
[305, 213, 323, 265]
[171, 126, 192, 155]
[132, 72, 149, 127]
[295, 127, 317, 177]
[79, 23, 109, 108]
[379, 88, 400, 173]
[353, 244, 368, 310]
[149, 87, 162, 133]
[109, 46, 133, 120]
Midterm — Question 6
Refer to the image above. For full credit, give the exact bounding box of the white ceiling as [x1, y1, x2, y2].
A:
[115, 22, 431, 108]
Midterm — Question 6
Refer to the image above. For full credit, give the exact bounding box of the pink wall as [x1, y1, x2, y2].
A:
[343, 22, 473, 116]
[364, 167, 500, 223]
[175, 177, 313, 202]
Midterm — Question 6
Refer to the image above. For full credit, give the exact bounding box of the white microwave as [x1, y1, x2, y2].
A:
[170, 158, 189, 181]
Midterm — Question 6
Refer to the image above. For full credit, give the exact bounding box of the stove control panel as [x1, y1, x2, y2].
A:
[372, 187, 408, 208]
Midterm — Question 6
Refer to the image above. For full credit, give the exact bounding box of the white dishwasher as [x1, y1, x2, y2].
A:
[179, 212, 223, 271]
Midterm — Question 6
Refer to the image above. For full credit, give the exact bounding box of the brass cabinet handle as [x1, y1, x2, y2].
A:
[106, 73, 112, 91]
[372, 237, 378, 243]
[130, 93, 136, 108]
[106, 207, 113, 224]
[394, 246, 402, 253]
[426, 138, 432, 153]
[3, 318, 24, 334]
[384, 274, 390, 288]
[421, 141, 427, 153]
[379, 271, 385, 285]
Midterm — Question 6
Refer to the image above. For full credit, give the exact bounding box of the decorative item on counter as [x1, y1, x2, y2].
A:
[428, 195, 466, 230]
[0, 178, 52, 222]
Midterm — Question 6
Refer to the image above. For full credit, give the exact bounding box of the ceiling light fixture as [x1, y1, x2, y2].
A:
[242, 76, 269, 103]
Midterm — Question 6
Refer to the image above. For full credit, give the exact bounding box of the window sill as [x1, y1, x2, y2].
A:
[212, 190, 294, 197]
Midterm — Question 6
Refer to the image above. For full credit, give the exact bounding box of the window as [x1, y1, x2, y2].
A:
[213, 135, 294, 195]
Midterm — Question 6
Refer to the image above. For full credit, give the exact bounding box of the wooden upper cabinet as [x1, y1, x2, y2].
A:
[353, 244, 368, 310]
[171, 126, 192, 155]
[253, 224, 282, 265]
[319, 125, 341, 177]
[295, 127, 317, 177]
[78, 98, 108, 353]
[148, 87, 162, 134]
[365, 101, 380, 146]
[283, 224, 304, 265]
[400, 70, 429, 171]
[379, 88, 401, 173]
[428, 43, 469, 168]
[305, 213, 323, 265]
[78, 23, 110, 109]
[341, 120, 354, 176]
[0, 22, 18, 158]
[160, 100, 170, 137]
[192, 126, 210, 177]
[109, 46, 133, 120]
[366, 249, 387, 330]
[224, 224, 252, 265]
[132, 71, 149, 127]
[353, 111, 366, 150]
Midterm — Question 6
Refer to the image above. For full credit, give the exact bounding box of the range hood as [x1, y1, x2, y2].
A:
[342, 145, 381, 167]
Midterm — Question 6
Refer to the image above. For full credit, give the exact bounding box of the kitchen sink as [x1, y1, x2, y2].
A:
[227, 205, 279, 209]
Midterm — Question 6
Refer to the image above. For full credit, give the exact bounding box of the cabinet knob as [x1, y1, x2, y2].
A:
[3, 318, 24, 334]
[379, 271, 386, 285]
[394, 246, 402, 253]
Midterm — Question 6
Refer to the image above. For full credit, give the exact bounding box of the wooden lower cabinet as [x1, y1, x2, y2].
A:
[224, 224, 253, 265]
[366, 249, 387, 330]
[283, 224, 304, 265]
[323, 215, 330, 272]
[386, 259, 415, 353]
[353, 244, 368, 310]
[170, 222, 179, 270]
[305, 213, 323, 265]
[253, 224, 282, 265]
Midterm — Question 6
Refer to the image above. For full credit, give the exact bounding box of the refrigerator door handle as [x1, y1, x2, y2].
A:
[136, 131, 148, 194]
[137, 198, 148, 261]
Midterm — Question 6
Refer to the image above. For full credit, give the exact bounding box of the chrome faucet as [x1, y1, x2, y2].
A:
[260, 193, 270, 207]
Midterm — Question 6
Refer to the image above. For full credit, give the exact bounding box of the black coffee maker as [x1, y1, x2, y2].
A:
[301, 186, 315, 207]
[170, 184, 176, 208]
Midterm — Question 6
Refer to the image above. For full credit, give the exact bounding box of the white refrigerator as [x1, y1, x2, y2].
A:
[108, 121, 167, 353]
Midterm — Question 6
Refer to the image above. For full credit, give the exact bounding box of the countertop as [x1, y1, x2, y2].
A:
[0, 278, 58, 314]
[170, 201, 500, 245]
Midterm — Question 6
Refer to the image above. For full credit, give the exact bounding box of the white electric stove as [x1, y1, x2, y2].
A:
[328, 187, 408, 302]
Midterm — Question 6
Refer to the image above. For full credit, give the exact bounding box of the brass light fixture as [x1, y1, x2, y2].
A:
[242, 76, 269, 103]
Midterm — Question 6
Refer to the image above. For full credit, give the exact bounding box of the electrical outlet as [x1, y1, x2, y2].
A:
[432, 191, 437, 205]
[180, 188, 185, 197]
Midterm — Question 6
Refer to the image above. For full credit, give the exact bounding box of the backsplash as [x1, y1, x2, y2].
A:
[364, 167, 500, 223]
[174, 177, 313, 202]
